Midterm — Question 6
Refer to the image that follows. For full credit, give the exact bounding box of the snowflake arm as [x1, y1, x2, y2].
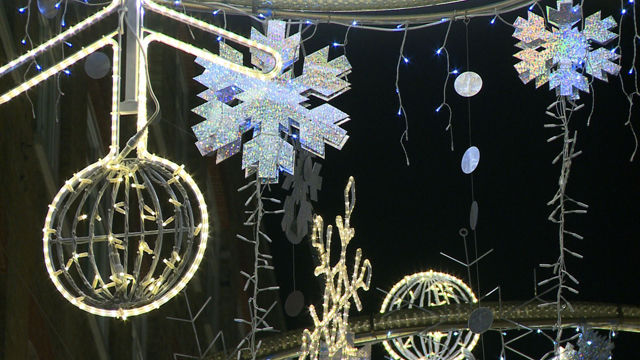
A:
[295, 47, 352, 101]
[583, 12, 618, 44]
[251, 21, 300, 71]
[586, 48, 621, 82]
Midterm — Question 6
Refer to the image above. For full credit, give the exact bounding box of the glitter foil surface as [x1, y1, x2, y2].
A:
[512, 1, 620, 100]
[577, 329, 614, 360]
[192, 20, 351, 183]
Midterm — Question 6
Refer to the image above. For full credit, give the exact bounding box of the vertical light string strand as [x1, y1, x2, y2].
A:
[233, 176, 282, 360]
[396, 22, 410, 165]
[436, 15, 456, 151]
[22, 0, 37, 118]
[539, 96, 586, 359]
[616, 0, 639, 161]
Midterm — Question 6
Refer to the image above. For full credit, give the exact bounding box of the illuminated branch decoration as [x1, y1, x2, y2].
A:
[191, 20, 351, 184]
[300, 177, 372, 360]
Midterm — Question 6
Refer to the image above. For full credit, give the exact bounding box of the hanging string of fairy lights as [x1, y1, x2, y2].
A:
[436, 18, 457, 151]
[395, 23, 411, 165]
[231, 175, 283, 360]
[617, 0, 640, 160]
[509, 1, 625, 358]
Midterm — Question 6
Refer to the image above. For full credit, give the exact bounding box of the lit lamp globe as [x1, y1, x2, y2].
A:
[42, 155, 208, 318]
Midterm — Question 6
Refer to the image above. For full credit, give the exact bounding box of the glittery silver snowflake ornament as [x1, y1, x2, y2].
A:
[577, 329, 614, 360]
[512, 0, 621, 100]
[191, 20, 351, 183]
[552, 344, 579, 360]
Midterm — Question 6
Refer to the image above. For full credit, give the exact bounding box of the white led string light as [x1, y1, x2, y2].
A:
[0, 33, 118, 105]
[142, 0, 283, 79]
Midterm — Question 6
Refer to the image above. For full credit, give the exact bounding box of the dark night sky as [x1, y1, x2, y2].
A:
[251, 1, 640, 358]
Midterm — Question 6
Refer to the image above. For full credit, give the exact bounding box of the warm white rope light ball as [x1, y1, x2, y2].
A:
[380, 271, 480, 360]
[42, 156, 208, 318]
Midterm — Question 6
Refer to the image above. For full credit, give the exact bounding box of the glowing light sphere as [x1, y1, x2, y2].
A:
[42, 156, 208, 318]
[380, 271, 479, 360]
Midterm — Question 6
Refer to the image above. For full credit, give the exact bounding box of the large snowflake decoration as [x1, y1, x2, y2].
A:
[512, 0, 621, 100]
[192, 20, 351, 183]
[552, 344, 579, 360]
[300, 177, 372, 360]
[576, 329, 615, 360]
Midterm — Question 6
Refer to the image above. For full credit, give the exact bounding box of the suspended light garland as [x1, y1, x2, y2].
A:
[510, 1, 623, 358]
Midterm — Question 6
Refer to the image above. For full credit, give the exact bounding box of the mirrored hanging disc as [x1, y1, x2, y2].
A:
[454, 71, 483, 97]
[468, 307, 493, 334]
[285, 290, 305, 317]
[84, 52, 111, 79]
[470, 201, 478, 230]
[37, 0, 58, 19]
[461, 146, 480, 174]
[463, 348, 476, 360]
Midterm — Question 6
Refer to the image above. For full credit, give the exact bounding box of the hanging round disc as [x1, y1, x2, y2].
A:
[454, 71, 483, 97]
[470, 201, 478, 230]
[84, 52, 111, 79]
[461, 146, 480, 174]
[468, 307, 493, 334]
[463, 348, 476, 360]
[285, 290, 305, 317]
[37, 0, 58, 19]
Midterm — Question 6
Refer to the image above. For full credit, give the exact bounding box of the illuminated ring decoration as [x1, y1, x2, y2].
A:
[380, 271, 480, 360]
[43, 155, 208, 318]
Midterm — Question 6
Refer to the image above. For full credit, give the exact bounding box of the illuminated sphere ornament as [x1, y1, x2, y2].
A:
[380, 271, 479, 360]
[42, 157, 208, 318]
[454, 71, 483, 97]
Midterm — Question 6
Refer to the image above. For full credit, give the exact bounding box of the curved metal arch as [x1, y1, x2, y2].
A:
[207, 301, 640, 360]
[195, 0, 529, 12]
[163, 0, 534, 24]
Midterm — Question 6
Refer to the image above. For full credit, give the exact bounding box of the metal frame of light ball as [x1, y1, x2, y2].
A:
[380, 270, 480, 360]
[42, 154, 209, 319]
